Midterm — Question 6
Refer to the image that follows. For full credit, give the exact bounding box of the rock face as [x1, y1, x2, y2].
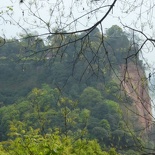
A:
[120, 62, 152, 134]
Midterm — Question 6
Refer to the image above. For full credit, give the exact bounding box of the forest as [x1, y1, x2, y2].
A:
[0, 25, 154, 155]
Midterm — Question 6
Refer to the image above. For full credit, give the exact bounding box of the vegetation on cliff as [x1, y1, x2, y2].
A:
[0, 25, 153, 154]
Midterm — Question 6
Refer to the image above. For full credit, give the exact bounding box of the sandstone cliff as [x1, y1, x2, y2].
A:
[120, 61, 152, 135]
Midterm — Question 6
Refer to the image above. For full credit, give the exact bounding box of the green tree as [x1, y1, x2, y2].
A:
[80, 87, 103, 107]
[2, 121, 120, 155]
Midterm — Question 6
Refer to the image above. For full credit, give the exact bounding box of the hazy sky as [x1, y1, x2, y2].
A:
[0, 0, 122, 37]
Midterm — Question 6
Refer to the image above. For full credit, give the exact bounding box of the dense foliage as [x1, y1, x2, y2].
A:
[0, 25, 151, 154]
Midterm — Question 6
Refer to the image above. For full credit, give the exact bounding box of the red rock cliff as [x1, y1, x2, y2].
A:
[120, 61, 152, 134]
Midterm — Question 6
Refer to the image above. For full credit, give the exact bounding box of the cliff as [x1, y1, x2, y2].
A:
[120, 61, 152, 135]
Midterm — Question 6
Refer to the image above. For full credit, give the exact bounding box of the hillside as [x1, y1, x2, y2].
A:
[0, 25, 154, 154]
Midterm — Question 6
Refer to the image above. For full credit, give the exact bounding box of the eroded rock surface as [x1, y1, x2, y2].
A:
[120, 62, 152, 134]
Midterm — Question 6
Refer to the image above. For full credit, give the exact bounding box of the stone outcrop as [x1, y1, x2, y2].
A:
[120, 61, 152, 134]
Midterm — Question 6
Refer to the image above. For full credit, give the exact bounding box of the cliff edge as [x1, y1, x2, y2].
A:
[120, 61, 152, 134]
